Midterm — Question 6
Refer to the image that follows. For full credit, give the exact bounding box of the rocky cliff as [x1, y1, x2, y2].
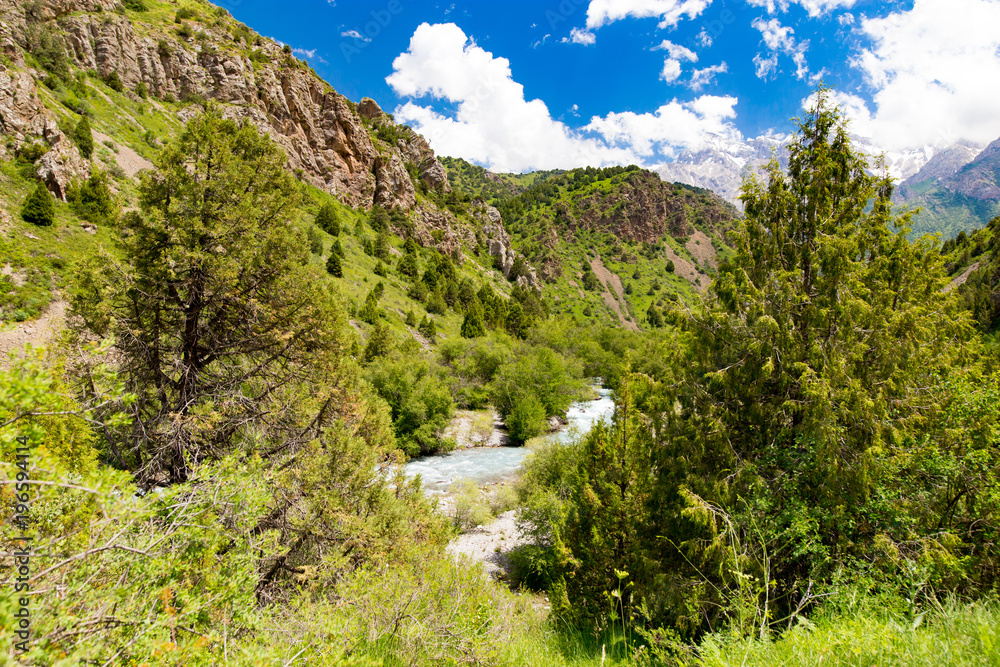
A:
[0, 0, 448, 212]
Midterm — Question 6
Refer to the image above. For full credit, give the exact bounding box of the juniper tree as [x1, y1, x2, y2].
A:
[649, 88, 974, 629]
[21, 182, 56, 226]
[73, 107, 346, 485]
[73, 115, 94, 159]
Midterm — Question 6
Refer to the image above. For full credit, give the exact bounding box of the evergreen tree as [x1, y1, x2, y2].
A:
[363, 323, 392, 362]
[460, 297, 486, 338]
[397, 251, 418, 277]
[73, 116, 94, 159]
[374, 232, 391, 262]
[21, 182, 56, 226]
[72, 107, 345, 485]
[326, 251, 342, 277]
[550, 90, 978, 632]
[645, 303, 663, 328]
[417, 315, 437, 341]
[332, 238, 344, 258]
[315, 202, 340, 235]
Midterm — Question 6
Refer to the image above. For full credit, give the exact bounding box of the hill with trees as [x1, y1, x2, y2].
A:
[0, 0, 998, 664]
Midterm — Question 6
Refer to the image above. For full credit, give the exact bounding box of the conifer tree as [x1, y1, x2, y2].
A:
[326, 250, 342, 277]
[74, 115, 94, 159]
[460, 296, 486, 338]
[73, 107, 346, 485]
[315, 202, 340, 236]
[21, 182, 56, 226]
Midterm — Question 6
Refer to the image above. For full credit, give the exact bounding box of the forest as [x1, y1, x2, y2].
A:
[2, 69, 999, 667]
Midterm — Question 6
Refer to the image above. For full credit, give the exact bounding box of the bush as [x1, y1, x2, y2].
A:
[325, 251, 342, 277]
[451, 479, 493, 531]
[366, 353, 455, 456]
[103, 70, 124, 93]
[68, 170, 118, 223]
[307, 225, 323, 254]
[505, 395, 547, 442]
[122, 0, 147, 11]
[21, 182, 56, 226]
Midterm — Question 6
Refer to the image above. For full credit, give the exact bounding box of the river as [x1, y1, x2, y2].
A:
[402, 386, 616, 493]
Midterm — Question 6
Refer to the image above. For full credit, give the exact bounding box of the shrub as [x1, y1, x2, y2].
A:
[68, 170, 119, 223]
[103, 70, 124, 92]
[450, 479, 493, 530]
[505, 395, 547, 443]
[122, 0, 147, 11]
[307, 225, 323, 254]
[21, 182, 56, 226]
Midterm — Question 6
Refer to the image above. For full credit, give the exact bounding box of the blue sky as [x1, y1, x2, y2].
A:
[223, 0, 1000, 173]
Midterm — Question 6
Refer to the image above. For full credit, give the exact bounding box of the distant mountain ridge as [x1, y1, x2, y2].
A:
[654, 129, 1000, 240]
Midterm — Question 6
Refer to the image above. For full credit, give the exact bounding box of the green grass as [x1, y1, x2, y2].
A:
[0, 160, 115, 324]
[698, 598, 1000, 666]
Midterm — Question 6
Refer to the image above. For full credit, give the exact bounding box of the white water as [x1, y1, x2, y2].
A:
[403, 386, 615, 493]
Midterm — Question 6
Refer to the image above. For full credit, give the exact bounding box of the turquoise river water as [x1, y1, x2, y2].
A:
[403, 386, 616, 493]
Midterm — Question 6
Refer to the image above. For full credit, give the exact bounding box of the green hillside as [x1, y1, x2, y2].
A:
[1, 5, 999, 667]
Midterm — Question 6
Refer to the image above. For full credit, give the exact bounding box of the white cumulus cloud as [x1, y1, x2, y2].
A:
[835, 0, 1000, 151]
[661, 59, 683, 82]
[585, 0, 712, 30]
[653, 39, 698, 62]
[689, 62, 728, 90]
[387, 23, 743, 172]
[563, 27, 597, 45]
[747, 0, 856, 18]
[585, 95, 741, 158]
[752, 17, 809, 80]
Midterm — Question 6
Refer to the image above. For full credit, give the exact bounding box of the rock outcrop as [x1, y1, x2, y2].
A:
[1, 0, 450, 211]
[0, 67, 86, 198]
[570, 170, 735, 244]
[472, 201, 541, 290]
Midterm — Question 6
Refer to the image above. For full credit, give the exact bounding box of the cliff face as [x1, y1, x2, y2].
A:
[0, 0, 448, 211]
[569, 171, 734, 244]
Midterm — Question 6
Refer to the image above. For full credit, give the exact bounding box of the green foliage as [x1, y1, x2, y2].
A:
[418, 314, 437, 342]
[307, 224, 323, 254]
[67, 169, 119, 223]
[72, 106, 344, 486]
[364, 322, 393, 362]
[520, 92, 996, 639]
[25, 23, 71, 83]
[103, 70, 124, 93]
[325, 251, 343, 277]
[366, 352, 455, 456]
[20, 182, 55, 226]
[121, 0, 148, 11]
[358, 286, 383, 324]
[135, 80, 149, 99]
[491, 344, 583, 443]
[73, 115, 95, 159]
[461, 297, 487, 338]
[316, 202, 341, 235]
[505, 394, 547, 442]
